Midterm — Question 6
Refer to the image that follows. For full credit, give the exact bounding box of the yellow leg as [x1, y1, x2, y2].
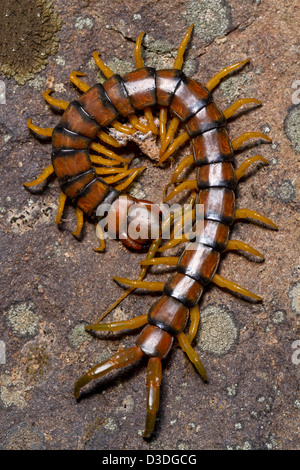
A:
[93, 51, 114, 78]
[94, 223, 106, 252]
[74, 346, 143, 399]
[96, 237, 164, 323]
[90, 154, 123, 166]
[235, 208, 278, 230]
[159, 108, 168, 149]
[115, 167, 145, 191]
[90, 143, 129, 163]
[97, 130, 121, 148]
[231, 132, 272, 151]
[43, 89, 69, 110]
[206, 59, 250, 92]
[128, 115, 151, 134]
[113, 277, 165, 291]
[140, 257, 179, 267]
[94, 167, 129, 176]
[174, 24, 194, 70]
[225, 240, 264, 259]
[163, 179, 198, 202]
[69, 71, 90, 92]
[102, 167, 145, 185]
[144, 357, 162, 438]
[27, 118, 53, 137]
[158, 131, 190, 165]
[56, 192, 67, 225]
[235, 155, 268, 181]
[23, 164, 54, 188]
[85, 314, 148, 332]
[157, 233, 192, 253]
[134, 32, 158, 135]
[72, 207, 84, 238]
[186, 304, 200, 344]
[177, 331, 207, 381]
[171, 154, 194, 184]
[223, 98, 262, 120]
[111, 120, 135, 135]
[159, 117, 181, 157]
[212, 273, 262, 301]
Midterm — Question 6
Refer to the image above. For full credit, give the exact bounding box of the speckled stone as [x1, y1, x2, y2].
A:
[0, 0, 299, 451]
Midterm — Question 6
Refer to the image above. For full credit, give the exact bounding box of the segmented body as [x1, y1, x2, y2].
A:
[25, 27, 276, 438]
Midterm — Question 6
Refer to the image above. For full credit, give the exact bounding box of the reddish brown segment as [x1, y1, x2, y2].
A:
[123, 67, 156, 111]
[192, 127, 234, 165]
[178, 243, 221, 285]
[60, 101, 101, 138]
[52, 149, 91, 181]
[185, 102, 226, 138]
[196, 162, 237, 189]
[103, 74, 135, 117]
[199, 188, 236, 225]
[52, 125, 91, 150]
[196, 219, 230, 252]
[170, 77, 212, 122]
[156, 69, 185, 107]
[137, 325, 174, 359]
[60, 170, 96, 199]
[163, 272, 204, 309]
[75, 178, 110, 216]
[148, 295, 189, 335]
[78, 84, 119, 127]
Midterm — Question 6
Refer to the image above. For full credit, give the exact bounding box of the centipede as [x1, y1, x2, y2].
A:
[25, 25, 278, 438]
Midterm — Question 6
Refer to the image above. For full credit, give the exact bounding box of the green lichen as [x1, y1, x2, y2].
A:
[284, 106, 300, 154]
[0, 0, 62, 85]
[197, 305, 237, 355]
[6, 302, 39, 336]
[185, 0, 232, 44]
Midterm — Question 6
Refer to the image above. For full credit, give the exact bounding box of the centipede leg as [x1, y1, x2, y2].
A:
[144, 357, 162, 438]
[174, 24, 194, 70]
[102, 167, 145, 185]
[135, 32, 158, 135]
[205, 59, 250, 92]
[74, 346, 144, 399]
[94, 223, 106, 252]
[212, 273, 262, 301]
[69, 71, 90, 92]
[171, 154, 194, 183]
[235, 155, 268, 181]
[113, 277, 165, 291]
[158, 132, 190, 165]
[72, 207, 84, 238]
[56, 191, 67, 225]
[159, 117, 181, 157]
[177, 332, 207, 381]
[43, 89, 69, 110]
[225, 240, 264, 259]
[163, 179, 198, 202]
[27, 118, 53, 137]
[186, 304, 200, 344]
[235, 208, 278, 230]
[140, 257, 179, 267]
[85, 314, 148, 332]
[23, 164, 54, 188]
[231, 132, 272, 151]
[223, 98, 262, 120]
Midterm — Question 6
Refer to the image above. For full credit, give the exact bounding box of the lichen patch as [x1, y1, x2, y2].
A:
[0, 0, 62, 85]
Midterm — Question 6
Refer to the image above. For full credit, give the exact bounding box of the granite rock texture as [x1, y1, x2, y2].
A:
[0, 0, 299, 450]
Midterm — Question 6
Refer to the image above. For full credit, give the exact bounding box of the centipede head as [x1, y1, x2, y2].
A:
[105, 195, 161, 251]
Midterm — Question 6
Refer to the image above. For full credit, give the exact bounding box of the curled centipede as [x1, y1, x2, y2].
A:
[25, 26, 278, 438]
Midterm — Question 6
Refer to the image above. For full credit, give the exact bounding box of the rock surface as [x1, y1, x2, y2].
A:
[0, 0, 299, 450]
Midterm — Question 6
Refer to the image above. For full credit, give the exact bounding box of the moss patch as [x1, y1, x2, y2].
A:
[0, 0, 62, 84]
